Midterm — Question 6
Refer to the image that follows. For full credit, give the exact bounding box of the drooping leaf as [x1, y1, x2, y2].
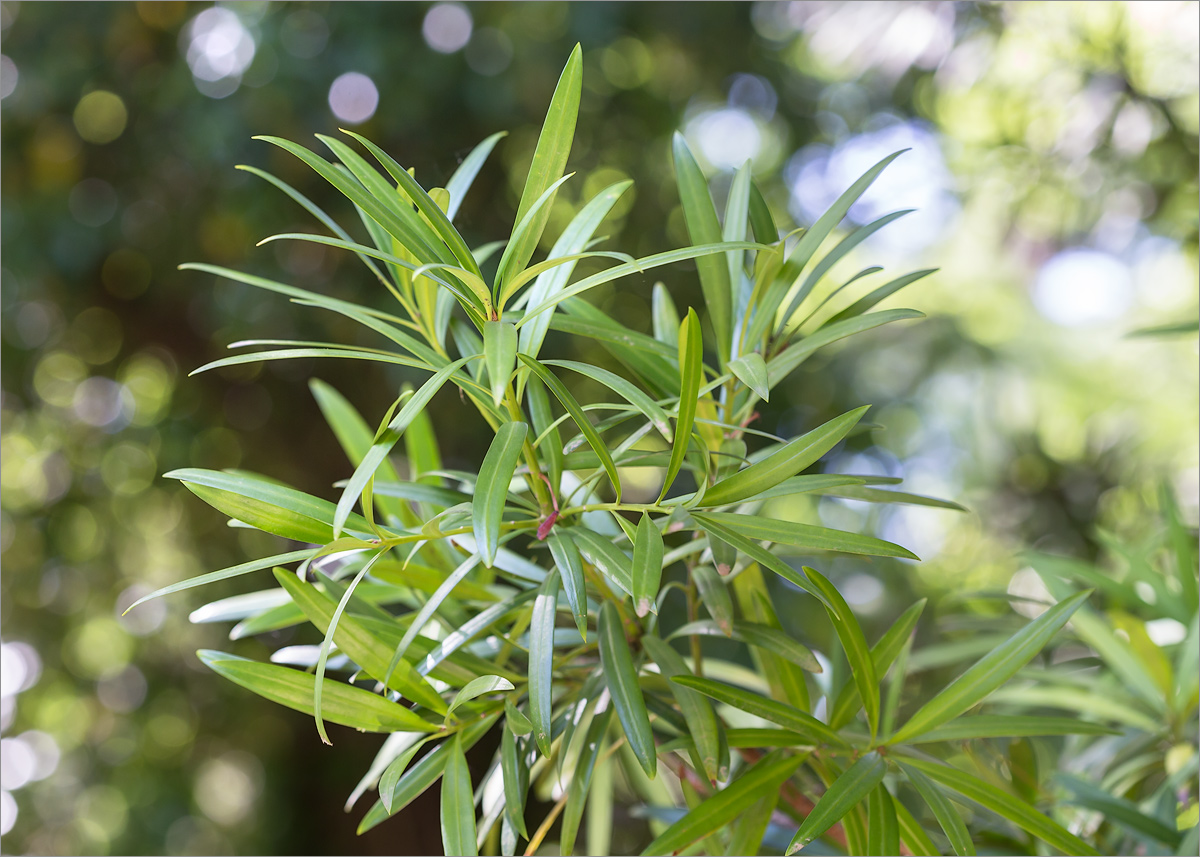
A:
[445, 675, 515, 719]
[641, 635, 723, 784]
[1056, 773, 1181, 847]
[631, 514, 665, 617]
[441, 734, 478, 857]
[669, 620, 820, 673]
[500, 725, 529, 839]
[693, 511, 917, 560]
[867, 783, 900, 857]
[547, 531, 588, 639]
[899, 762, 975, 857]
[693, 564, 734, 636]
[560, 708, 613, 856]
[728, 352, 770, 402]
[598, 601, 656, 778]
[544, 359, 674, 443]
[484, 320, 518, 407]
[529, 569, 559, 758]
[198, 650, 437, 734]
[786, 752, 887, 855]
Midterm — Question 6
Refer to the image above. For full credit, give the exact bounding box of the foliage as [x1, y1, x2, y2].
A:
[127, 47, 1169, 856]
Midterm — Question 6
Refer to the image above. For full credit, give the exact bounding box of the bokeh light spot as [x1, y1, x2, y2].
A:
[68, 178, 119, 228]
[423, 3, 472, 54]
[328, 72, 379, 124]
[72, 91, 127, 144]
[0, 55, 17, 100]
[1033, 248, 1133, 327]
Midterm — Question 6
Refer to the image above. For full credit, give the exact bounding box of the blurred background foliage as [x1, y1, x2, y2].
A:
[0, 2, 1195, 854]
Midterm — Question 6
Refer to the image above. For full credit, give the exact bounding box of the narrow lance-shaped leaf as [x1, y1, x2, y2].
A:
[529, 569, 559, 758]
[671, 619, 820, 673]
[652, 282, 681, 350]
[379, 738, 432, 815]
[889, 590, 1091, 744]
[598, 602, 656, 778]
[786, 752, 886, 855]
[548, 531, 587, 640]
[441, 734, 478, 857]
[334, 355, 476, 537]
[123, 549, 313, 614]
[518, 355, 621, 500]
[472, 421, 528, 568]
[701, 405, 868, 507]
[499, 44, 582, 294]
[671, 675, 848, 747]
[484, 320, 517, 406]
[830, 598, 925, 729]
[640, 751, 806, 857]
[867, 784, 900, 857]
[197, 650, 437, 734]
[694, 511, 918, 560]
[560, 708, 613, 856]
[909, 715, 1118, 743]
[673, 133, 732, 366]
[767, 308, 925, 388]
[693, 564, 734, 635]
[500, 725, 528, 839]
[805, 566, 879, 740]
[544, 359, 673, 443]
[641, 634, 723, 784]
[899, 762, 975, 857]
[445, 131, 506, 221]
[901, 757, 1100, 857]
[632, 514, 665, 617]
[660, 307, 702, 501]
[445, 675, 515, 720]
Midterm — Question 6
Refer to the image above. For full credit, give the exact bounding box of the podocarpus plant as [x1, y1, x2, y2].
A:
[134, 47, 1112, 856]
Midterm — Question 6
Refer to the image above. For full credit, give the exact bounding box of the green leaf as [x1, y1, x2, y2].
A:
[197, 650, 437, 734]
[652, 282, 681, 350]
[867, 784, 900, 857]
[766, 149, 907, 337]
[518, 355, 621, 500]
[693, 511, 917, 560]
[728, 352, 770, 401]
[334, 355, 476, 538]
[560, 708, 613, 856]
[670, 620, 820, 673]
[310, 380, 401, 480]
[828, 268, 937, 324]
[472, 421, 528, 568]
[379, 737, 431, 815]
[786, 752, 886, 855]
[747, 181, 777, 245]
[599, 601, 656, 778]
[445, 675, 515, 719]
[672, 133, 732, 366]
[551, 303, 680, 396]
[767, 308, 924, 388]
[830, 598, 925, 729]
[526, 375, 563, 494]
[273, 569, 447, 713]
[641, 635, 723, 784]
[544, 359, 674, 443]
[671, 675, 848, 747]
[893, 792, 940, 857]
[569, 528, 633, 596]
[518, 181, 632, 363]
[912, 715, 1119, 743]
[640, 750, 806, 856]
[337, 129, 483, 280]
[123, 549, 313, 613]
[700, 406, 869, 506]
[693, 565, 734, 636]
[690, 515, 828, 602]
[445, 131, 506, 221]
[441, 734, 478, 857]
[661, 307, 703, 501]
[529, 569, 559, 758]
[484, 320, 518, 406]
[360, 713, 498, 833]
[889, 591, 1091, 744]
[631, 514, 665, 617]
[901, 757, 1100, 856]
[805, 566, 879, 740]
[494, 172, 576, 300]
[547, 531, 588, 640]
[501, 44, 582, 295]
[727, 792, 779, 857]
[505, 698, 533, 736]
[500, 725, 529, 839]
[1057, 773, 1181, 846]
[899, 762, 974, 857]
[181, 482, 330, 544]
